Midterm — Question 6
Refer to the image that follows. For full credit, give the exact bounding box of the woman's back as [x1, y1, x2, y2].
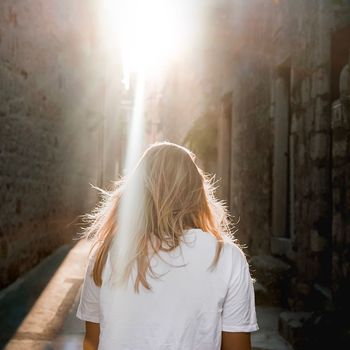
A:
[77, 228, 258, 350]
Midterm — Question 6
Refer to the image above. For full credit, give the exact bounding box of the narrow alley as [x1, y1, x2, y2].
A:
[1, 0, 350, 349]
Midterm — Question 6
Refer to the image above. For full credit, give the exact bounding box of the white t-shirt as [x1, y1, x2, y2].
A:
[77, 228, 259, 349]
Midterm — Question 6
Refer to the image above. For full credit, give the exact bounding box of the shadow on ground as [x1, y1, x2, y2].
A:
[0, 246, 71, 349]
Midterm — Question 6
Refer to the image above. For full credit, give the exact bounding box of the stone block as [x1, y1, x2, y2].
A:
[310, 230, 327, 252]
[332, 213, 343, 243]
[278, 311, 313, 350]
[346, 189, 350, 212]
[304, 106, 314, 134]
[310, 167, 328, 195]
[291, 112, 301, 134]
[250, 255, 291, 305]
[301, 78, 310, 106]
[271, 237, 294, 259]
[332, 100, 349, 129]
[307, 198, 328, 224]
[309, 133, 329, 161]
[333, 188, 341, 208]
[332, 139, 347, 158]
[311, 67, 329, 98]
[297, 142, 306, 167]
[314, 97, 330, 132]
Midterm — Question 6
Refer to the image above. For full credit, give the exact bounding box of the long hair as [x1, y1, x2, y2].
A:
[80, 141, 234, 292]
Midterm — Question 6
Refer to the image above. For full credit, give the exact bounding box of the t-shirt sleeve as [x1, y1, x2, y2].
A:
[76, 255, 100, 323]
[222, 244, 259, 332]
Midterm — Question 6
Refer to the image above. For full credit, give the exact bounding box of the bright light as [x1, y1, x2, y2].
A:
[111, 74, 146, 283]
[102, 0, 191, 79]
[97, 0, 202, 291]
[99, 1, 195, 284]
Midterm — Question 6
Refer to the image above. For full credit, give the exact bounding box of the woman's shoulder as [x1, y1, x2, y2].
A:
[221, 236, 245, 254]
[221, 239, 251, 279]
[187, 228, 245, 258]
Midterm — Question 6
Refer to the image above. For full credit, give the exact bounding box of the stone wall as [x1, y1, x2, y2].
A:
[270, 0, 334, 288]
[331, 58, 350, 312]
[220, 2, 350, 345]
[227, 1, 275, 254]
[0, 1, 115, 289]
[219, 0, 349, 283]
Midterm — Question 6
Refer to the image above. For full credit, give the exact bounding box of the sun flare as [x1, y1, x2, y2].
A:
[101, 0, 190, 80]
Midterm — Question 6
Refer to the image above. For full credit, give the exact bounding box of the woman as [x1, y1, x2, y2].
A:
[77, 141, 259, 350]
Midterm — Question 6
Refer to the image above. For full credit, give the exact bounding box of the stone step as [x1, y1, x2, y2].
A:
[278, 311, 313, 350]
[252, 306, 294, 350]
[250, 255, 291, 306]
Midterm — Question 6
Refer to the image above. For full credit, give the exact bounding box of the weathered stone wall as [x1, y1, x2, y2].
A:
[227, 1, 275, 255]
[271, 0, 334, 287]
[0, 1, 113, 289]
[217, 3, 350, 345]
[225, 0, 350, 306]
[332, 58, 350, 312]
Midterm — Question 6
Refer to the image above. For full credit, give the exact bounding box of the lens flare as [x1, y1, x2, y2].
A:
[101, 0, 191, 79]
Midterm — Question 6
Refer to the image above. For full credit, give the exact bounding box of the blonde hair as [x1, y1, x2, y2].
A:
[81, 141, 234, 292]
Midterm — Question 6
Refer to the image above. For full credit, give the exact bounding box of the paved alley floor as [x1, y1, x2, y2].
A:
[0, 245, 71, 349]
[52, 289, 84, 349]
[2, 241, 90, 350]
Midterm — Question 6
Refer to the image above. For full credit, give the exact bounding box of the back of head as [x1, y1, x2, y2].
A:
[137, 142, 212, 247]
[83, 141, 231, 292]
